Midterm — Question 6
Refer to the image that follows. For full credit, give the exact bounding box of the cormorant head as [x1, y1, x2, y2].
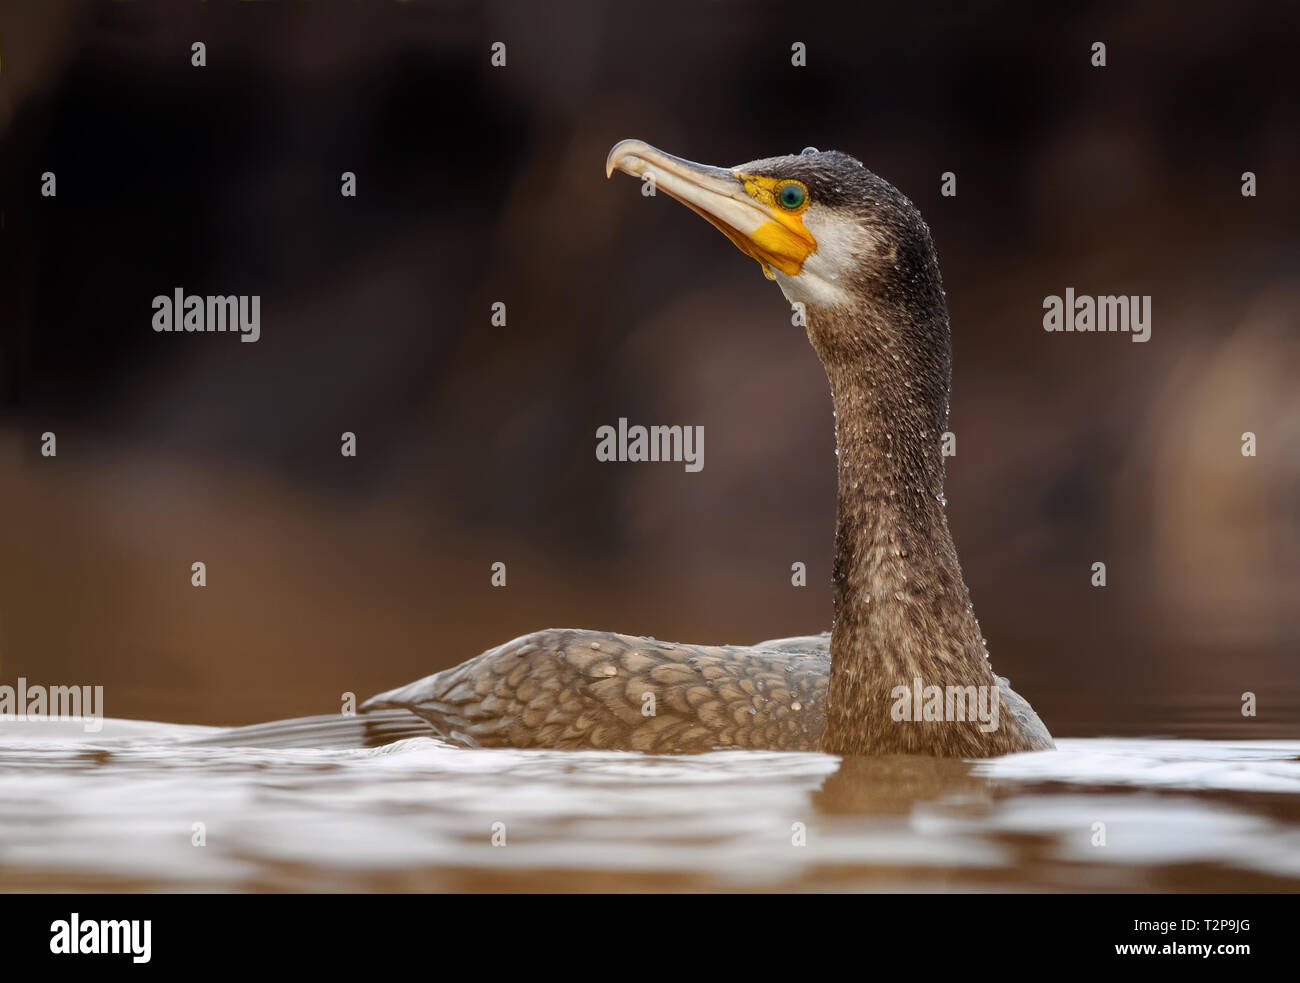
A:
[605, 140, 945, 327]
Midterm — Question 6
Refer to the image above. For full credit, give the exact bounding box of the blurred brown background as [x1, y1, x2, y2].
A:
[0, 0, 1296, 736]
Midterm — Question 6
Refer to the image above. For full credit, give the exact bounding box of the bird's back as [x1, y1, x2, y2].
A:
[360, 628, 1054, 755]
[362, 629, 830, 752]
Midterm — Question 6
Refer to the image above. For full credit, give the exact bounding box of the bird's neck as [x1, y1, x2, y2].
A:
[809, 303, 998, 755]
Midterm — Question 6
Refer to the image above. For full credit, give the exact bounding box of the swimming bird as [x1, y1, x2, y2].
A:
[360, 141, 1053, 757]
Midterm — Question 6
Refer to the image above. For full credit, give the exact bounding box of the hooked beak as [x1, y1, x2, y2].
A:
[605, 139, 816, 279]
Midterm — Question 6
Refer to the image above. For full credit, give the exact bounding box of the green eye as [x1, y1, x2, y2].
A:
[777, 182, 807, 209]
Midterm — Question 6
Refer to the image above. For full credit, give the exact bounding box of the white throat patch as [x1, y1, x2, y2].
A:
[772, 207, 885, 310]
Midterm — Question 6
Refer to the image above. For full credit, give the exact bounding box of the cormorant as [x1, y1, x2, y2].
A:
[358, 141, 1054, 757]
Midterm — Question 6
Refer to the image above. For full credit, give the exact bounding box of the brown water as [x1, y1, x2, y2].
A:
[2, 719, 1298, 892]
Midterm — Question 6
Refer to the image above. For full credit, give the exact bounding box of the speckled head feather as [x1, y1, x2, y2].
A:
[736, 150, 941, 278]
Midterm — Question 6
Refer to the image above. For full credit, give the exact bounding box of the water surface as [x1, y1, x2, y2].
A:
[2, 719, 1298, 891]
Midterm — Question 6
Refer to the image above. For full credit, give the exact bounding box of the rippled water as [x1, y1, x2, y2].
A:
[2, 719, 1298, 891]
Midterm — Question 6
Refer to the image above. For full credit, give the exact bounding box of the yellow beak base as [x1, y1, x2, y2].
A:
[606, 139, 816, 279]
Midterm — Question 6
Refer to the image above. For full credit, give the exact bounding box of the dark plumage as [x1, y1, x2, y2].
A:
[354, 142, 1053, 757]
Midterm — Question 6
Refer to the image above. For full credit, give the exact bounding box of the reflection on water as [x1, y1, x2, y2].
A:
[2, 719, 1298, 892]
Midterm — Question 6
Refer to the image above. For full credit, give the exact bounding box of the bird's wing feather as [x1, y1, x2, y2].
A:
[179, 708, 435, 750]
[362, 629, 828, 752]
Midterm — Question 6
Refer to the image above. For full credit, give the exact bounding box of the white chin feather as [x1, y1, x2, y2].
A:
[772, 207, 881, 310]
[773, 266, 850, 309]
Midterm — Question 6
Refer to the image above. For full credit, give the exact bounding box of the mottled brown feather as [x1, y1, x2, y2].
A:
[361, 628, 1051, 754]
[363, 629, 829, 752]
